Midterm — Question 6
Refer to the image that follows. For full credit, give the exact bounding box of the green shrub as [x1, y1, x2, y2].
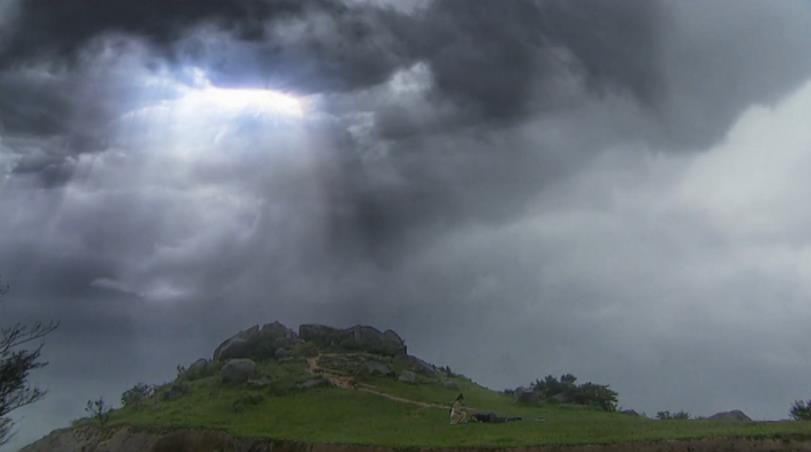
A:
[85, 397, 112, 426]
[232, 394, 264, 413]
[656, 410, 690, 420]
[292, 341, 319, 358]
[790, 400, 811, 420]
[528, 374, 618, 411]
[121, 383, 154, 408]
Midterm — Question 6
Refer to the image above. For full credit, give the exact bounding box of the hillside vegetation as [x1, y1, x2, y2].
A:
[66, 323, 811, 448]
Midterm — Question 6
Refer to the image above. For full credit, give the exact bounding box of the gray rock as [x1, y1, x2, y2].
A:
[442, 380, 460, 390]
[513, 387, 540, 405]
[620, 409, 640, 416]
[365, 360, 394, 376]
[708, 410, 752, 422]
[298, 324, 407, 356]
[180, 358, 209, 380]
[220, 359, 257, 384]
[398, 370, 418, 384]
[296, 377, 331, 389]
[319, 354, 365, 374]
[213, 321, 301, 361]
[395, 354, 438, 377]
[246, 377, 273, 390]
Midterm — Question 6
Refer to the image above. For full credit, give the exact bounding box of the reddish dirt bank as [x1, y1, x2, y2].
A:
[21, 426, 811, 452]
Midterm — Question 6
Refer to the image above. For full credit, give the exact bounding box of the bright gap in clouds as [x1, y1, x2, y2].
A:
[179, 68, 304, 117]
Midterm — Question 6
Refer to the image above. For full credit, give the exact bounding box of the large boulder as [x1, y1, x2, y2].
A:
[213, 321, 301, 361]
[708, 410, 752, 422]
[298, 324, 407, 356]
[395, 354, 438, 377]
[398, 370, 418, 384]
[220, 359, 257, 384]
[366, 360, 394, 377]
[297, 377, 331, 389]
[180, 358, 210, 380]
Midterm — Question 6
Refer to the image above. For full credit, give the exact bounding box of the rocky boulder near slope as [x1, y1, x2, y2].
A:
[299, 324, 407, 356]
[213, 321, 302, 361]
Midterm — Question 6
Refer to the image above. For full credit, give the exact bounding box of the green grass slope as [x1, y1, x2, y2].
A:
[99, 356, 811, 448]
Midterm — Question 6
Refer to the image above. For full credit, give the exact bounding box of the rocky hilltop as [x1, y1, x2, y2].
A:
[21, 322, 811, 452]
[213, 322, 408, 362]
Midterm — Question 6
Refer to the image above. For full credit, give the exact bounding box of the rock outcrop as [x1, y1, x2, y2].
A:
[220, 359, 257, 384]
[213, 322, 301, 361]
[398, 370, 417, 384]
[299, 324, 407, 356]
[708, 410, 752, 422]
[395, 354, 438, 377]
[180, 358, 210, 380]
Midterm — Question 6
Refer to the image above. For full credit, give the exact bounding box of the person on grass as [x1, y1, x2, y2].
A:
[449, 394, 522, 424]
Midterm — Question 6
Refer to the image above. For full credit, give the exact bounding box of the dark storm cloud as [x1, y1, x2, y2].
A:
[4, 1, 811, 449]
[1, 0, 413, 93]
[396, 0, 663, 124]
[0, 0, 296, 64]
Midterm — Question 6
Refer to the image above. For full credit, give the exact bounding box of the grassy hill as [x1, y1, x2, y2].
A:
[90, 351, 811, 448]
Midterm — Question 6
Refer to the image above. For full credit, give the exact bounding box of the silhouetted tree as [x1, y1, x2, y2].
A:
[0, 277, 58, 445]
[656, 410, 690, 420]
[85, 397, 112, 426]
[121, 383, 154, 409]
[529, 373, 618, 411]
[790, 400, 811, 421]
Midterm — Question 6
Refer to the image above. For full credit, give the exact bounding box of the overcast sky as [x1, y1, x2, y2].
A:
[3, 0, 811, 448]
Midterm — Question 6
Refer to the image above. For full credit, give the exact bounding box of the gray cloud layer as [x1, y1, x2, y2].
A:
[2, 0, 811, 449]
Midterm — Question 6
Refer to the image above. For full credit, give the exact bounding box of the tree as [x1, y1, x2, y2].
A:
[85, 397, 112, 426]
[121, 383, 154, 409]
[790, 400, 811, 421]
[656, 410, 690, 420]
[0, 277, 58, 446]
[528, 373, 618, 412]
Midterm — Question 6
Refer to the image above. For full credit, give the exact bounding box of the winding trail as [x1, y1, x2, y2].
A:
[306, 354, 447, 410]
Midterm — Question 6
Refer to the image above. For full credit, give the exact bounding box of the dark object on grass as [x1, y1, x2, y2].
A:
[472, 412, 523, 423]
[450, 393, 521, 424]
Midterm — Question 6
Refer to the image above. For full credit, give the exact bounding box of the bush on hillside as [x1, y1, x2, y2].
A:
[292, 341, 319, 358]
[528, 374, 618, 411]
[656, 410, 690, 420]
[790, 400, 811, 420]
[121, 383, 154, 408]
[85, 397, 112, 426]
[232, 394, 264, 413]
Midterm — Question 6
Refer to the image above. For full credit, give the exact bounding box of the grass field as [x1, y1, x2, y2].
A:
[101, 357, 811, 448]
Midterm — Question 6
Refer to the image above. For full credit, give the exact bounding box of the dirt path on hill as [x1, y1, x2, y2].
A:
[306, 354, 448, 410]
